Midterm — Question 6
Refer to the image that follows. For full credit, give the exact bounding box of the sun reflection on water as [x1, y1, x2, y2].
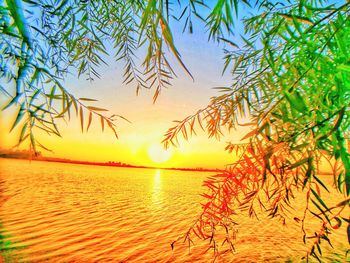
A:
[151, 169, 163, 207]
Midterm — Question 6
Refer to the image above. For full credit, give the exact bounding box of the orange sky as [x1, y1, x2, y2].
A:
[0, 27, 250, 169]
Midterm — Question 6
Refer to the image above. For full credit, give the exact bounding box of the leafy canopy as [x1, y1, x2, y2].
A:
[162, 0, 350, 261]
[0, 0, 199, 152]
[1, 0, 349, 261]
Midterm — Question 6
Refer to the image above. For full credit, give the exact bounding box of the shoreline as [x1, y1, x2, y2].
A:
[0, 156, 223, 173]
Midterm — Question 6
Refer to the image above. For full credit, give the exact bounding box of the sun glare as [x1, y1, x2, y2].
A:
[147, 144, 172, 164]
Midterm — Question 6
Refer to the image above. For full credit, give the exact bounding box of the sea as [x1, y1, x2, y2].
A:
[0, 158, 348, 262]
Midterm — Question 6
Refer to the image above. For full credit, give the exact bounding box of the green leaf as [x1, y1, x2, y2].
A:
[311, 198, 331, 224]
[140, 0, 156, 33]
[338, 171, 344, 193]
[313, 175, 329, 193]
[337, 64, 350, 73]
[19, 122, 28, 143]
[29, 131, 36, 152]
[311, 188, 328, 210]
[289, 157, 309, 169]
[159, 15, 194, 80]
[10, 103, 25, 132]
[29, 89, 40, 106]
[285, 91, 307, 113]
[2, 94, 23, 111]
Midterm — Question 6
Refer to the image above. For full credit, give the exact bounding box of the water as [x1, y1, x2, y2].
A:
[0, 158, 348, 262]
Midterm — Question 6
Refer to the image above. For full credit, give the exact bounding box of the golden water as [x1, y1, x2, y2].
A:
[0, 158, 348, 262]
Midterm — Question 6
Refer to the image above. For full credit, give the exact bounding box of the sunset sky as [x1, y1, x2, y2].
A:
[0, 9, 250, 169]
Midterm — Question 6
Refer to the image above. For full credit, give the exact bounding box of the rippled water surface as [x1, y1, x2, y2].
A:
[0, 158, 348, 262]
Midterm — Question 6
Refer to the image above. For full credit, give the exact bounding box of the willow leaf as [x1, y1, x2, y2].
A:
[87, 106, 108, 111]
[10, 103, 25, 132]
[159, 15, 194, 80]
[79, 106, 84, 132]
[100, 115, 104, 131]
[87, 111, 92, 132]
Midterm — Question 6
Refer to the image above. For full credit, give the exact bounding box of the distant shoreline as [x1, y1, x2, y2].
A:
[0, 155, 223, 173]
[0, 153, 333, 175]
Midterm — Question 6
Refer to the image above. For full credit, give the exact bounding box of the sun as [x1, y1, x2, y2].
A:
[147, 144, 173, 164]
